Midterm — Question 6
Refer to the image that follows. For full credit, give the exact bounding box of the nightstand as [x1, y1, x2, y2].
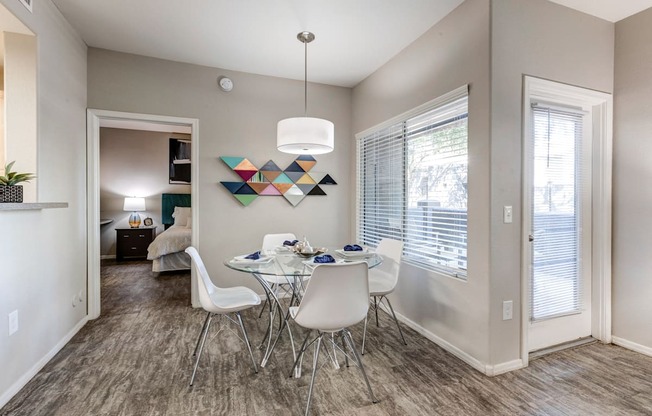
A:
[116, 227, 156, 261]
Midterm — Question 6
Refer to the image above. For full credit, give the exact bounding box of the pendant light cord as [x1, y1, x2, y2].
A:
[304, 38, 308, 117]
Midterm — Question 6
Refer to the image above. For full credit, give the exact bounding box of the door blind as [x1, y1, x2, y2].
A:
[530, 104, 584, 321]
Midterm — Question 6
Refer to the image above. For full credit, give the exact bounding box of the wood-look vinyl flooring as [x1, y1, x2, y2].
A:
[2, 260, 652, 415]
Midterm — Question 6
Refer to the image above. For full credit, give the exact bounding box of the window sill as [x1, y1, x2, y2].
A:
[0, 202, 68, 211]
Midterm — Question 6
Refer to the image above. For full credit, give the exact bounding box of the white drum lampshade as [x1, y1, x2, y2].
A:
[277, 117, 334, 155]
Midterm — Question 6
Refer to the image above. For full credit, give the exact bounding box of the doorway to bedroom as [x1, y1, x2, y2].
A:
[87, 109, 200, 319]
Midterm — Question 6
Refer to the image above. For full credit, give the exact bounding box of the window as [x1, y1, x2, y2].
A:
[356, 86, 468, 278]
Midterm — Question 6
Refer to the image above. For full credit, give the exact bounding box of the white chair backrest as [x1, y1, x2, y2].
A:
[262, 233, 297, 252]
[185, 247, 217, 310]
[372, 238, 404, 286]
[293, 262, 369, 332]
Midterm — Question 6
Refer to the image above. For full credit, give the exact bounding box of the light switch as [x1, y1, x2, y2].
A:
[503, 206, 513, 223]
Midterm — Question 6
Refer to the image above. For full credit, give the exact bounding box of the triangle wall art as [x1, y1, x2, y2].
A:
[219, 155, 337, 206]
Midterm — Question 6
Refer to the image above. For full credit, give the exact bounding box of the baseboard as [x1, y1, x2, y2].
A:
[485, 359, 524, 376]
[393, 310, 487, 374]
[612, 336, 652, 357]
[100, 254, 115, 260]
[0, 316, 89, 409]
[392, 309, 523, 376]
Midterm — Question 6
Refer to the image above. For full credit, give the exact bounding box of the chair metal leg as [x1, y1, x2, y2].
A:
[384, 297, 407, 346]
[340, 330, 349, 368]
[344, 329, 377, 404]
[289, 330, 312, 378]
[361, 314, 369, 355]
[258, 297, 269, 318]
[193, 312, 211, 357]
[190, 313, 213, 386]
[374, 296, 379, 327]
[236, 312, 258, 374]
[305, 333, 323, 416]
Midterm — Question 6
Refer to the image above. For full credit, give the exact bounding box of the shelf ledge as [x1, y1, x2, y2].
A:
[0, 202, 69, 211]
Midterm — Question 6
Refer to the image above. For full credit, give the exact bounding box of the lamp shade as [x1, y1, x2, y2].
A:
[277, 117, 334, 155]
[123, 197, 146, 212]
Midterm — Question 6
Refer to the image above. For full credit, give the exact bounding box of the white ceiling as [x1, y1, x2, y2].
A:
[49, 0, 652, 88]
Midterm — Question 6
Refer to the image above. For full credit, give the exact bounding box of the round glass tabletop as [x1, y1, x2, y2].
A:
[224, 247, 382, 277]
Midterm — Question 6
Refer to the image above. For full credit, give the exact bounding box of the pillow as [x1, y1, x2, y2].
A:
[172, 206, 191, 226]
[185, 216, 192, 229]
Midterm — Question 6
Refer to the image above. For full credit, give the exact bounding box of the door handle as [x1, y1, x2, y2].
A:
[528, 234, 534, 242]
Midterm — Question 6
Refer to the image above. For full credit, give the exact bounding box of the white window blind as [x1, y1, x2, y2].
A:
[530, 104, 584, 321]
[357, 87, 468, 277]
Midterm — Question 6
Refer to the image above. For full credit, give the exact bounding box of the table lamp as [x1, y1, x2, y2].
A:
[123, 197, 146, 228]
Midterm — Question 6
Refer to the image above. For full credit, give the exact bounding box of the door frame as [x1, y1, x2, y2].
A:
[86, 109, 200, 319]
[520, 76, 612, 367]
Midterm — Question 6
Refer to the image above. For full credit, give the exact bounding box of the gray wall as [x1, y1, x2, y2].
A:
[99, 128, 191, 256]
[353, 0, 492, 365]
[490, 0, 614, 364]
[0, 0, 87, 405]
[88, 48, 352, 290]
[353, 0, 615, 370]
[613, 8, 652, 351]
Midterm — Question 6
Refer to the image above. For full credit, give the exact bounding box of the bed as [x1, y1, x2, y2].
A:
[147, 193, 192, 272]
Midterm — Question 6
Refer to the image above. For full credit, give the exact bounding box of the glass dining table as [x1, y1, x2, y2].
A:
[224, 247, 382, 376]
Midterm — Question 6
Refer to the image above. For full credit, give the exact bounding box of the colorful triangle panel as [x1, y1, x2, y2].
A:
[307, 185, 327, 196]
[296, 173, 316, 184]
[235, 159, 257, 171]
[308, 172, 327, 184]
[248, 183, 270, 194]
[260, 184, 282, 195]
[284, 171, 305, 183]
[284, 184, 304, 196]
[262, 170, 282, 182]
[284, 194, 306, 207]
[319, 174, 337, 185]
[284, 161, 305, 172]
[272, 172, 294, 184]
[235, 183, 257, 195]
[296, 160, 317, 172]
[296, 155, 316, 162]
[234, 195, 257, 206]
[273, 183, 293, 194]
[297, 184, 316, 194]
[260, 160, 282, 172]
[221, 156, 244, 169]
[221, 181, 245, 194]
[236, 169, 258, 181]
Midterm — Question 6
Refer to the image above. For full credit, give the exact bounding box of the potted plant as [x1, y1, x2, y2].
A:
[0, 161, 36, 203]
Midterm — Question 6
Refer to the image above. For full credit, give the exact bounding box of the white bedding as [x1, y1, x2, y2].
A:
[147, 225, 192, 260]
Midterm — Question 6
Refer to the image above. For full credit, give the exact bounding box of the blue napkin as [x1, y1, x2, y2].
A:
[283, 239, 299, 246]
[245, 251, 261, 260]
[343, 244, 363, 251]
[313, 254, 335, 263]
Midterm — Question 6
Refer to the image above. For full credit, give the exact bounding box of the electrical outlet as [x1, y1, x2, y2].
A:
[503, 206, 513, 223]
[8, 310, 18, 335]
[502, 300, 513, 320]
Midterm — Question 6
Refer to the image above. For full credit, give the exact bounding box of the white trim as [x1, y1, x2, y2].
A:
[521, 76, 612, 367]
[0, 317, 88, 409]
[100, 254, 116, 260]
[393, 310, 486, 374]
[485, 359, 524, 376]
[354, 84, 468, 139]
[86, 109, 201, 319]
[612, 336, 652, 357]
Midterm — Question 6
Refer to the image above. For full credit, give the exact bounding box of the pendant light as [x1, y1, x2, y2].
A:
[277, 31, 334, 155]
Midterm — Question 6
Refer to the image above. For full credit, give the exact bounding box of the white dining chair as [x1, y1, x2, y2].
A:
[288, 261, 377, 416]
[185, 247, 261, 386]
[361, 238, 407, 355]
[257, 233, 308, 316]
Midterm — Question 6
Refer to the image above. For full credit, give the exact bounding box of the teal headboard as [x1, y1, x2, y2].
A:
[162, 193, 191, 227]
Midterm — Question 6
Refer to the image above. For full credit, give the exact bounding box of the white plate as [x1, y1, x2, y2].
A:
[335, 248, 372, 258]
[231, 255, 274, 265]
